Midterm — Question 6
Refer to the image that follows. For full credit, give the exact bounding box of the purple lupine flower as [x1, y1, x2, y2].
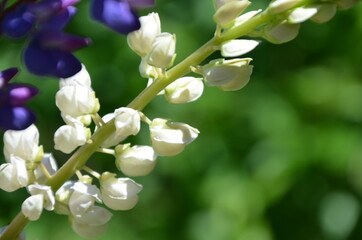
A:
[1, 0, 89, 78]
[0, 68, 39, 130]
[91, 0, 154, 34]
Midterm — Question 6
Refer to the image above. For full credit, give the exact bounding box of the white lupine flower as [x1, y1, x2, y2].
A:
[232, 9, 262, 28]
[149, 118, 199, 156]
[100, 172, 143, 211]
[21, 194, 43, 221]
[71, 215, 109, 239]
[0, 155, 28, 192]
[72, 206, 112, 226]
[69, 182, 102, 216]
[221, 39, 260, 57]
[202, 58, 253, 91]
[55, 181, 75, 215]
[263, 21, 300, 44]
[268, 0, 302, 14]
[54, 116, 89, 154]
[128, 12, 161, 56]
[288, 5, 320, 24]
[147, 33, 176, 69]
[336, 0, 359, 9]
[139, 57, 162, 79]
[55, 82, 99, 117]
[115, 144, 157, 176]
[34, 153, 58, 184]
[164, 77, 204, 104]
[59, 64, 91, 88]
[22, 184, 55, 221]
[114, 107, 141, 139]
[311, 3, 337, 23]
[98, 113, 125, 148]
[213, 0, 251, 27]
[3, 124, 41, 162]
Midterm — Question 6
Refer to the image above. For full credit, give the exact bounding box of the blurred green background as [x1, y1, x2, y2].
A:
[1, 0, 362, 239]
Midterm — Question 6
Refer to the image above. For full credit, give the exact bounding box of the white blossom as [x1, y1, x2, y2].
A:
[71, 214, 110, 239]
[115, 144, 157, 176]
[54, 116, 89, 154]
[128, 12, 161, 56]
[21, 184, 55, 221]
[100, 172, 143, 211]
[114, 107, 141, 139]
[147, 33, 176, 69]
[164, 77, 204, 104]
[34, 153, 58, 184]
[149, 118, 199, 156]
[263, 21, 300, 44]
[213, 0, 251, 27]
[55, 81, 99, 117]
[69, 182, 102, 216]
[232, 9, 262, 28]
[202, 58, 253, 91]
[268, 0, 302, 14]
[221, 39, 260, 57]
[54, 181, 75, 215]
[3, 124, 41, 162]
[59, 64, 91, 88]
[0, 155, 28, 192]
[288, 5, 320, 24]
[139, 57, 162, 79]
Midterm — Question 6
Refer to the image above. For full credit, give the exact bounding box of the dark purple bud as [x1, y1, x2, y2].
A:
[40, 6, 77, 31]
[0, 68, 18, 88]
[91, 0, 140, 34]
[0, 105, 36, 130]
[7, 83, 39, 106]
[2, 5, 36, 38]
[38, 31, 91, 51]
[24, 42, 82, 78]
[126, 0, 154, 8]
[27, 0, 62, 22]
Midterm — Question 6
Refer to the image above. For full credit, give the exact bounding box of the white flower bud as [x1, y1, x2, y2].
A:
[149, 118, 199, 156]
[55, 82, 99, 117]
[22, 194, 43, 221]
[268, 0, 302, 14]
[59, 64, 91, 88]
[263, 21, 300, 44]
[54, 116, 89, 154]
[69, 182, 102, 216]
[34, 153, 58, 184]
[311, 3, 337, 23]
[213, 0, 251, 27]
[221, 39, 259, 57]
[0, 155, 28, 192]
[202, 58, 253, 91]
[114, 107, 141, 139]
[100, 172, 142, 211]
[128, 12, 161, 56]
[115, 144, 157, 176]
[27, 184, 55, 211]
[147, 33, 176, 69]
[232, 9, 262, 28]
[164, 77, 204, 104]
[22, 184, 55, 221]
[139, 57, 162, 79]
[3, 124, 41, 162]
[288, 5, 320, 24]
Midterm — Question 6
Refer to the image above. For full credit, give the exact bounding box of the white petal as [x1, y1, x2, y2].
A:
[288, 6, 320, 24]
[75, 206, 112, 226]
[72, 182, 102, 203]
[22, 195, 44, 221]
[59, 64, 91, 88]
[12, 156, 28, 187]
[311, 3, 337, 23]
[72, 218, 108, 239]
[221, 39, 259, 57]
[27, 184, 55, 211]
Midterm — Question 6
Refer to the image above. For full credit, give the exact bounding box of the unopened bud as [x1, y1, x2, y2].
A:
[263, 21, 300, 44]
[165, 77, 204, 104]
[147, 33, 176, 69]
[213, 0, 251, 27]
[311, 3, 337, 23]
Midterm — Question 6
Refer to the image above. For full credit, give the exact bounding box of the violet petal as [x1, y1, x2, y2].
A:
[7, 84, 39, 106]
[0, 68, 18, 88]
[0, 105, 36, 130]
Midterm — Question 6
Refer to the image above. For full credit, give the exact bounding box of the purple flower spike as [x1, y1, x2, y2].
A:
[0, 105, 36, 130]
[91, 0, 141, 34]
[0, 68, 38, 131]
[24, 42, 82, 78]
[40, 6, 77, 31]
[38, 31, 91, 52]
[2, 5, 36, 38]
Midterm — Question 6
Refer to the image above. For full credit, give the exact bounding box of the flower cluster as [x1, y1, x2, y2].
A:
[0, 68, 38, 130]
